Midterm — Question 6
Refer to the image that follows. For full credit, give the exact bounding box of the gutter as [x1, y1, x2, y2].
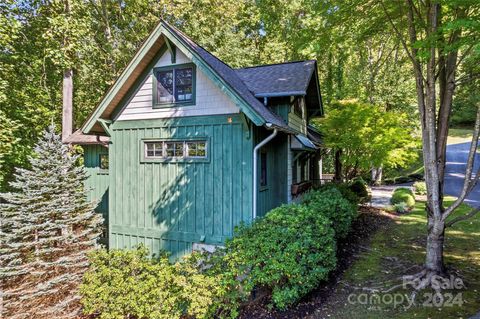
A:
[254, 91, 305, 98]
[253, 123, 278, 219]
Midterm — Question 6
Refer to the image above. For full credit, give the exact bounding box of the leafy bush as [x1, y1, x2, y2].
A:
[223, 204, 337, 310]
[393, 202, 409, 213]
[390, 187, 415, 208]
[349, 178, 369, 200]
[80, 246, 224, 319]
[302, 187, 357, 239]
[314, 182, 359, 206]
[413, 181, 427, 195]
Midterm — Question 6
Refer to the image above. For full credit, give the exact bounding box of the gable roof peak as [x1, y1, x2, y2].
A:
[81, 19, 293, 135]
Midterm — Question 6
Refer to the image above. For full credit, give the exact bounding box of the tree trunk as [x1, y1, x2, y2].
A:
[62, 69, 73, 142]
[425, 215, 446, 274]
[334, 149, 342, 181]
[372, 166, 383, 185]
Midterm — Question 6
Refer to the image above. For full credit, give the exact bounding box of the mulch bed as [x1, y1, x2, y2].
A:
[238, 205, 397, 319]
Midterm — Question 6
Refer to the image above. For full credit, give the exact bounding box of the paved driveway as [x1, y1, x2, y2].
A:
[444, 141, 480, 208]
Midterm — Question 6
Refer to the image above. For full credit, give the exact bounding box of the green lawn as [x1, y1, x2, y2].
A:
[447, 128, 474, 145]
[320, 198, 480, 319]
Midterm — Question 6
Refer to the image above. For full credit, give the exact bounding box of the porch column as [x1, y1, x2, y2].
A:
[319, 156, 323, 185]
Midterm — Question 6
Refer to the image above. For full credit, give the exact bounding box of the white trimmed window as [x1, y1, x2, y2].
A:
[144, 140, 207, 159]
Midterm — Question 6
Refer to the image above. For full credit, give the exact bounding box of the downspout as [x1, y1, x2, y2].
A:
[253, 124, 278, 219]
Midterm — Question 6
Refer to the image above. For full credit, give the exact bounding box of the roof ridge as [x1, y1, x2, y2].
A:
[160, 20, 235, 71]
[236, 59, 316, 70]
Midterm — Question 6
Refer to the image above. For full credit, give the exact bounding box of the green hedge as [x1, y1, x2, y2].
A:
[314, 183, 359, 206]
[223, 204, 337, 310]
[390, 187, 416, 208]
[349, 177, 369, 200]
[302, 187, 358, 239]
[81, 185, 360, 316]
[80, 246, 225, 319]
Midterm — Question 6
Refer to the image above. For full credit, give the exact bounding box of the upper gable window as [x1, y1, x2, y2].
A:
[153, 63, 196, 107]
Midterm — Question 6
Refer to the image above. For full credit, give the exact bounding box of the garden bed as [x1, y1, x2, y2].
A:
[238, 206, 396, 318]
[240, 199, 480, 318]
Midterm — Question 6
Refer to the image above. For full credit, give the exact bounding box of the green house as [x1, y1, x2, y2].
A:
[64, 21, 325, 259]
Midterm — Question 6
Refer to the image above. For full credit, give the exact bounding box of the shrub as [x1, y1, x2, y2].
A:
[314, 182, 359, 206]
[302, 187, 358, 239]
[223, 204, 337, 310]
[349, 178, 369, 200]
[393, 202, 409, 213]
[80, 245, 224, 319]
[390, 187, 415, 208]
[413, 181, 427, 195]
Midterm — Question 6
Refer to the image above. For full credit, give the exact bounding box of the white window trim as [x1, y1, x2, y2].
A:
[143, 140, 208, 161]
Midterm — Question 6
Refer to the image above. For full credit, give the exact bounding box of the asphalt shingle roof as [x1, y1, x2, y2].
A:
[235, 61, 316, 97]
[163, 22, 305, 131]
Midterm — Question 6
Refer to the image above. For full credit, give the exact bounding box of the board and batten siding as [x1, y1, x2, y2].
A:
[254, 127, 289, 217]
[108, 115, 253, 260]
[115, 48, 240, 121]
[83, 145, 109, 242]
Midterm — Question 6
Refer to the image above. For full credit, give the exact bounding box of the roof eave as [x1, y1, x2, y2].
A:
[82, 22, 165, 134]
[254, 91, 306, 98]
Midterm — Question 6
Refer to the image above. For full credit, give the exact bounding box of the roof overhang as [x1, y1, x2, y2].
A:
[307, 125, 323, 147]
[64, 130, 110, 146]
[291, 134, 318, 151]
[254, 91, 305, 98]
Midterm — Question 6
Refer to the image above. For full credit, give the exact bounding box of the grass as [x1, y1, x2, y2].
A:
[447, 127, 474, 145]
[321, 198, 480, 319]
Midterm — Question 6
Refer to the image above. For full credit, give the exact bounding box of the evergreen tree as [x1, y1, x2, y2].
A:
[0, 125, 103, 319]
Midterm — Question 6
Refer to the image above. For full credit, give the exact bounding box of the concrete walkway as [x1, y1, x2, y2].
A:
[370, 184, 413, 208]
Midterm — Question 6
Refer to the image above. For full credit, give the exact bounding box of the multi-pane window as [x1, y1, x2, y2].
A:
[165, 141, 184, 157]
[154, 64, 195, 105]
[144, 140, 207, 159]
[146, 142, 163, 157]
[186, 141, 206, 157]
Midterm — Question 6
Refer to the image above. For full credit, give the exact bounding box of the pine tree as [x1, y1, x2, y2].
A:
[0, 125, 103, 319]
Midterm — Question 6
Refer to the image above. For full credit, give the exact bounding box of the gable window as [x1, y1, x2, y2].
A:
[143, 140, 207, 160]
[153, 63, 196, 107]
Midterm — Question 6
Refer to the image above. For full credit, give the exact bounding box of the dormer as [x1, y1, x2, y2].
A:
[235, 60, 324, 135]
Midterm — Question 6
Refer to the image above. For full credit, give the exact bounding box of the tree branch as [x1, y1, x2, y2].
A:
[379, 0, 417, 68]
[455, 73, 480, 86]
[456, 43, 475, 69]
[446, 207, 480, 228]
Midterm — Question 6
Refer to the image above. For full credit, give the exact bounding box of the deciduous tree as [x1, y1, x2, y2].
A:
[377, 0, 480, 280]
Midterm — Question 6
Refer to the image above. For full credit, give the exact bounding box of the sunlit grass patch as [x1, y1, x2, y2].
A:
[327, 198, 480, 319]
